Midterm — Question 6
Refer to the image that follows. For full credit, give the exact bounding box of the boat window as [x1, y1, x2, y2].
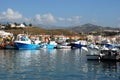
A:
[21, 36, 29, 41]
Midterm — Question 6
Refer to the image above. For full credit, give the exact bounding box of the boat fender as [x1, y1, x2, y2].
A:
[100, 53, 105, 59]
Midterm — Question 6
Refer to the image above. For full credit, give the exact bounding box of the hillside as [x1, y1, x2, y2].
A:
[4, 26, 77, 36]
[36, 23, 118, 34]
[4, 23, 119, 36]
[67, 23, 118, 33]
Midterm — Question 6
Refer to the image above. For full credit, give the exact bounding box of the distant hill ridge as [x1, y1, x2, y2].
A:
[67, 23, 119, 33]
[35, 23, 118, 33]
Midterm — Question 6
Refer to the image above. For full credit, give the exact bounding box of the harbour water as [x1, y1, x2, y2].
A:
[0, 49, 120, 80]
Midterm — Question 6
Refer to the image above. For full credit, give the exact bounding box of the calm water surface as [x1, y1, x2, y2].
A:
[0, 49, 120, 80]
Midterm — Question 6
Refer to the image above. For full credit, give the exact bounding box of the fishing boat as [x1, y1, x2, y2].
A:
[100, 49, 120, 61]
[42, 41, 57, 49]
[14, 34, 43, 49]
[86, 48, 100, 60]
[0, 30, 15, 49]
[86, 46, 120, 61]
[70, 40, 87, 49]
[56, 42, 71, 49]
[88, 43, 99, 50]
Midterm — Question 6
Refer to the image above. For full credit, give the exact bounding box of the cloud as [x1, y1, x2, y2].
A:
[67, 18, 72, 22]
[42, 13, 56, 24]
[58, 16, 82, 24]
[0, 8, 22, 21]
[32, 13, 56, 25]
[0, 8, 56, 25]
[66, 16, 82, 25]
[0, 8, 83, 26]
[91, 19, 97, 23]
[33, 14, 42, 23]
[118, 18, 120, 21]
[58, 17, 65, 21]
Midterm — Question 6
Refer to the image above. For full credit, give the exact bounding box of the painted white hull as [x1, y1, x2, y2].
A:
[56, 45, 71, 49]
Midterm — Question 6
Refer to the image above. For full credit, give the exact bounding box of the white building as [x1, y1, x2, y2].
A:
[16, 24, 25, 28]
[10, 23, 16, 28]
[0, 25, 5, 29]
[10, 23, 25, 28]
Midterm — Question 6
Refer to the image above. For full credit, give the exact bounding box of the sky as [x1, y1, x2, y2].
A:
[0, 0, 120, 28]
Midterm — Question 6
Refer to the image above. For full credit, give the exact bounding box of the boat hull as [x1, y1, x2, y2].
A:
[46, 44, 55, 49]
[70, 43, 84, 49]
[87, 54, 120, 61]
[56, 45, 71, 49]
[14, 42, 42, 49]
[86, 55, 100, 60]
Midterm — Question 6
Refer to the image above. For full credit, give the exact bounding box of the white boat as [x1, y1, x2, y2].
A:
[56, 45, 71, 49]
[86, 48, 120, 61]
[70, 40, 87, 49]
[88, 44, 99, 50]
[56, 42, 71, 49]
[41, 41, 57, 49]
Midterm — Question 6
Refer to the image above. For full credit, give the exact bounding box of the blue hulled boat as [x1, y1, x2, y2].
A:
[42, 41, 57, 49]
[70, 40, 87, 49]
[14, 41, 42, 49]
[14, 34, 42, 49]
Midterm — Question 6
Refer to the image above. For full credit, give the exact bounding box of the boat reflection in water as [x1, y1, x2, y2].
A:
[85, 61, 120, 80]
[0, 49, 120, 80]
